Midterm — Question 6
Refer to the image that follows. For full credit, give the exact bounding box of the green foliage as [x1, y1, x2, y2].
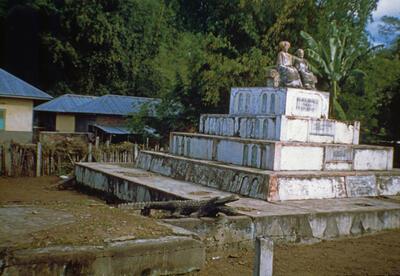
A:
[301, 21, 381, 119]
[31, 0, 175, 96]
[343, 44, 400, 141]
[128, 99, 185, 142]
[4, 0, 400, 143]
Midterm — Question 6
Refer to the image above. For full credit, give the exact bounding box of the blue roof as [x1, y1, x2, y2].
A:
[73, 94, 160, 116]
[91, 124, 130, 135]
[91, 123, 158, 136]
[0, 68, 52, 100]
[34, 93, 160, 116]
[34, 94, 98, 113]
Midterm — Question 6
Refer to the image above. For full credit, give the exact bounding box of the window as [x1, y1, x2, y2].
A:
[0, 109, 5, 130]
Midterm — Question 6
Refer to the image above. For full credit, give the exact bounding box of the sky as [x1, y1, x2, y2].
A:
[366, 0, 400, 45]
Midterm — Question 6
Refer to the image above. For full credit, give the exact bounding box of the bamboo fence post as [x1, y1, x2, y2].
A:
[134, 143, 138, 161]
[88, 143, 93, 162]
[95, 136, 99, 149]
[36, 142, 42, 177]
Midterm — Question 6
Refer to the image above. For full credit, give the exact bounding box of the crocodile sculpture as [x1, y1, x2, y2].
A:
[118, 194, 240, 217]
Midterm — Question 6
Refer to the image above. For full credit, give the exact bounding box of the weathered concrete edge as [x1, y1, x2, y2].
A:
[139, 150, 400, 177]
[136, 151, 400, 201]
[163, 207, 400, 246]
[171, 131, 384, 149]
[1, 236, 205, 276]
[75, 164, 187, 202]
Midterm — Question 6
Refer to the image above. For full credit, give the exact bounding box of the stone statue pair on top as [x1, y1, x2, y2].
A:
[267, 41, 317, 90]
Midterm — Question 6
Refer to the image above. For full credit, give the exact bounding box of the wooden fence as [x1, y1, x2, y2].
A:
[0, 141, 156, 177]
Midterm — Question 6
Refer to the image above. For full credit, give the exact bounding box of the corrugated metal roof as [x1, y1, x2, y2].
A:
[91, 123, 158, 136]
[34, 94, 98, 112]
[0, 68, 53, 100]
[74, 94, 160, 116]
[91, 124, 131, 135]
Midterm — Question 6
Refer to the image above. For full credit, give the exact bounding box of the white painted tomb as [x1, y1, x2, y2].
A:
[137, 86, 399, 201]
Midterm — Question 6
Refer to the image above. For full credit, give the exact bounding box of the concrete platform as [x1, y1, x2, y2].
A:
[75, 162, 400, 244]
[135, 151, 400, 201]
[169, 132, 393, 171]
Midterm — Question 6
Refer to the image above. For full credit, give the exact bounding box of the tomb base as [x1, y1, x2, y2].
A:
[136, 150, 400, 201]
[170, 132, 392, 171]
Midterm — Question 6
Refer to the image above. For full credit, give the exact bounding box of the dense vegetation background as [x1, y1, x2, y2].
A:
[0, 0, 399, 142]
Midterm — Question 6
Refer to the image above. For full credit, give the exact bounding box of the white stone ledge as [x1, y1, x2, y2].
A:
[135, 151, 400, 201]
[169, 132, 393, 171]
[229, 87, 329, 118]
[199, 114, 360, 145]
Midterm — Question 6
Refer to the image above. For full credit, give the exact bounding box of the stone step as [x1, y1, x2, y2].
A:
[229, 87, 329, 119]
[199, 114, 360, 145]
[136, 150, 400, 201]
[170, 132, 392, 171]
[75, 162, 400, 244]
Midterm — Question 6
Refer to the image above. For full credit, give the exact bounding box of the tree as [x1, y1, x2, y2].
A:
[30, 0, 176, 96]
[300, 21, 381, 119]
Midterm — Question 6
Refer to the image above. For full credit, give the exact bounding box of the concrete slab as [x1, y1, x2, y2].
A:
[76, 163, 233, 201]
[2, 236, 205, 275]
[0, 201, 205, 275]
[0, 206, 75, 247]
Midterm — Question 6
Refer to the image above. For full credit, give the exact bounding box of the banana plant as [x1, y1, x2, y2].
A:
[300, 22, 381, 119]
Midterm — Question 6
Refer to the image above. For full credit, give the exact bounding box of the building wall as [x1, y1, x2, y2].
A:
[96, 115, 126, 126]
[75, 114, 127, 133]
[56, 114, 75, 132]
[0, 97, 33, 132]
[0, 131, 32, 143]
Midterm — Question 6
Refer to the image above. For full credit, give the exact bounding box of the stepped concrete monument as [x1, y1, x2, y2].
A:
[74, 41, 400, 250]
[134, 42, 399, 202]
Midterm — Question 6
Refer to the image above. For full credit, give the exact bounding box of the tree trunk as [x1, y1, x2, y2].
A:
[329, 80, 337, 118]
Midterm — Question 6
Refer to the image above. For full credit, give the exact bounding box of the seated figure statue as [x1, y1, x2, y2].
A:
[294, 49, 318, 90]
[276, 41, 302, 88]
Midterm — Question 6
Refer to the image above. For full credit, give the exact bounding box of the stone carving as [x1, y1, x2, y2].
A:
[265, 41, 319, 90]
[266, 68, 280, 88]
[277, 41, 302, 88]
[294, 49, 318, 89]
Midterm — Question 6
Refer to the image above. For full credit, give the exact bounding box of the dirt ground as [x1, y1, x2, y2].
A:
[0, 176, 172, 249]
[196, 230, 400, 276]
[1, 177, 400, 275]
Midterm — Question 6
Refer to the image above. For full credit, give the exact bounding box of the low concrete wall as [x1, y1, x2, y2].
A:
[2, 236, 205, 275]
[164, 208, 400, 246]
[199, 114, 360, 145]
[169, 133, 393, 171]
